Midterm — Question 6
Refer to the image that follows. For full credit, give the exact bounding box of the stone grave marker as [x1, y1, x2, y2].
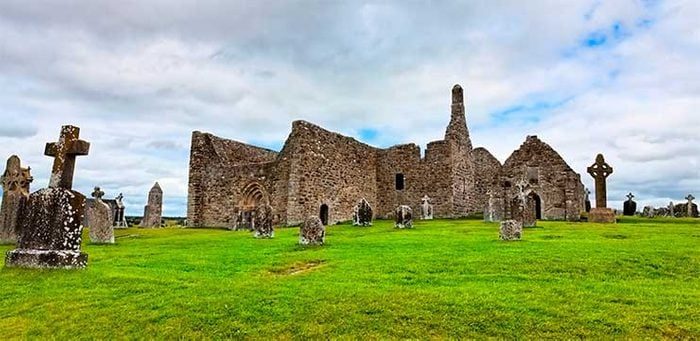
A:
[0, 155, 33, 244]
[299, 215, 325, 246]
[352, 198, 373, 226]
[395, 205, 413, 229]
[253, 204, 274, 238]
[5, 125, 90, 269]
[87, 186, 114, 244]
[623, 192, 636, 216]
[420, 195, 433, 220]
[586, 154, 616, 223]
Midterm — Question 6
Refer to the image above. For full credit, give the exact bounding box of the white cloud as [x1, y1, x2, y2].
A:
[0, 0, 698, 215]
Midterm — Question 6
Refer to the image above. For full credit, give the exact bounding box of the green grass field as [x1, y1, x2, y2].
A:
[1, 217, 699, 339]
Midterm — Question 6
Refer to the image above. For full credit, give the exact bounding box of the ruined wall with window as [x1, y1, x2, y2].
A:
[187, 84, 584, 228]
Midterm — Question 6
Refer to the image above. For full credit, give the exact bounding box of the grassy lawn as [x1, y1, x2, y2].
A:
[1, 217, 699, 339]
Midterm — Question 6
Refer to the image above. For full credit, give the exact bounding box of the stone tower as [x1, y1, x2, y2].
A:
[444, 84, 476, 216]
[141, 182, 163, 228]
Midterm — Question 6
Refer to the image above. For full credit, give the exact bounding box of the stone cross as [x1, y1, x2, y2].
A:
[515, 178, 531, 201]
[587, 154, 613, 208]
[45, 125, 90, 190]
[91, 186, 105, 201]
[626, 193, 634, 201]
[686, 194, 695, 217]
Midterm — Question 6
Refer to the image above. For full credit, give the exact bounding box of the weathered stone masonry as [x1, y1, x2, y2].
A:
[187, 84, 584, 227]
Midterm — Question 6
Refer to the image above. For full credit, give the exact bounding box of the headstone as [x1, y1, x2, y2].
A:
[420, 195, 433, 220]
[395, 205, 413, 229]
[586, 154, 616, 223]
[686, 194, 697, 218]
[668, 201, 675, 217]
[253, 204, 274, 238]
[87, 187, 114, 244]
[510, 179, 536, 227]
[140, 182, 163, 228]
[642, 206, 655, 218]
[5, 125, 90, 269]
[113, 193, 128, 228]
[0, 155, 33, 244]
[299, 215, 325, 246]
[352, 198, 373, 226]
[623, 193, 636, 216]
[499, 220, 522, 241]
[484, 189, 504, 222]
[584, 188, 591, 213]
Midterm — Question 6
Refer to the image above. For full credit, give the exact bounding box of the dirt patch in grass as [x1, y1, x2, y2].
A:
[541, 235, 564, 240]
[269, 260, 327, 276]
[603, 234, 628, 239]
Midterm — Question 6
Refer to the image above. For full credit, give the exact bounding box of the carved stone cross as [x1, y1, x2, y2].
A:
[686, 194, 695, 217]
[626, 193, 634, 201]
[45, 125, 90, 190]
[91, 186, 105, 200]
[686, 194, 695, 203]
[587, 154, 613, 208]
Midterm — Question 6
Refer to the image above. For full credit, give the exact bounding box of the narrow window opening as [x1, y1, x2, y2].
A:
[395, 173, 405, 190]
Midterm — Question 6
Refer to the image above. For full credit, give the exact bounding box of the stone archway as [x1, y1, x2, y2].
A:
[234, 182, 269, 230]
[319, 204, 329, 226]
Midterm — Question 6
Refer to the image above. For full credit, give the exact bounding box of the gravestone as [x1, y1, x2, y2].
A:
[642, 206, 655, 218]
[352, 198, 373, 226]
[5, 125, 90, 269]
[584, 188, 591, 213]
[623, 193, 636, 216]
[140, 182, 163, 228]
[668, 201, 675, 217]
[499, 220, 522, 241]
[113, 193, 128, 228]
[253, 204, 274, 238]
[87, 187, 114, 244]
[586, 154, 616, 223]
[0, 155, 33, 244]
[484, 189, 504, 222]
[420, 195, 433, 220]
[395, 205, 413, 229]
[299, 215, 325, 246]
[510, 179, 536, 227]
[686, 195, 698, 218]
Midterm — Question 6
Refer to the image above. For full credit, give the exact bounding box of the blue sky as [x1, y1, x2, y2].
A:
[0, 0, 698, 216]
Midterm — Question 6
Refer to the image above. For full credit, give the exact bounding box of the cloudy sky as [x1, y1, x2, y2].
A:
[1, 0, 698, 216]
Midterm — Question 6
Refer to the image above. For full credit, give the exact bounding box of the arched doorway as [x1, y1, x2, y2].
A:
[319, 204, 329, 225]
[530, 193, 542, 220]
[236, 182, 268, 229]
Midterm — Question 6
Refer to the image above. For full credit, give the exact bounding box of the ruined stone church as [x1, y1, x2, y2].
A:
[187, 85, 585, 228]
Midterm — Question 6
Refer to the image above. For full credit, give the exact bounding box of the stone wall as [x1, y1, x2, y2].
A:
[473, 147, 502, 212]
[284, 120, 379, 225]
[501, 136, 584, 221]
[186, 84, 582, 227]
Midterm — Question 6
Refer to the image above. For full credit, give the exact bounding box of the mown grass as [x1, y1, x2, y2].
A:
[1, 217, 699, 339]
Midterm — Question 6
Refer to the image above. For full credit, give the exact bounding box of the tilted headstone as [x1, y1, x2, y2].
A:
[140, 182, 163, 228]
[253, 204, 274, 238]
[299, 215, 325, 246]
[0, 155, 33, 244]
[352, 198, 373, 226]
[641, 206, 655, 218]
[420, 195, 433, 220]
[113, 193, 128, 228]
[395, 205, 413, 229]
[5, 125, 90, 269]
[586, 154, 616, 223]
[623, 193, 636, 216]
[87, 187, 114, 244]
[499, 220, 522, 241]
[484, 189, 503, 222]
